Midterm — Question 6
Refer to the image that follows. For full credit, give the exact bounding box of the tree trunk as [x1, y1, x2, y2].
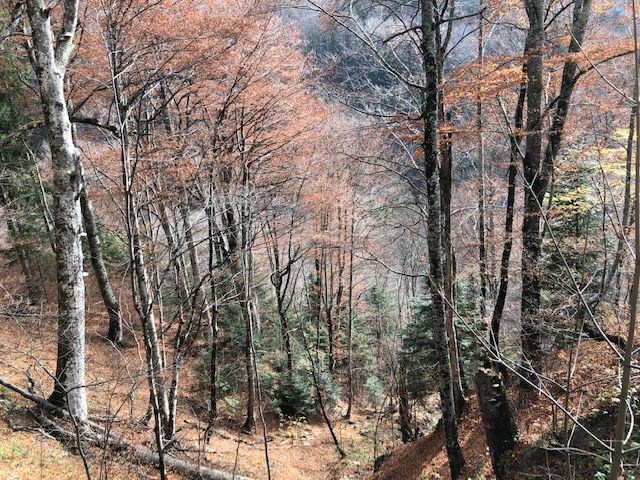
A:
[26, 0, 87, 421]
[107, 20, 171, 439]
[159, 204, 192, 440]
[240, 271, 256, 434]
[0, 3, 24, 51]
[274, 282, 293, 371]
[398, 363, 414, 443]
[314, 254, 323, 349]
[0, 376, 253, 480]
[345, 201, 355, 419]
[520, 0, 593, 382]
[80, 186, 123, 344]
[239, 173, 256, 434]
[205, 183, 220, 436]
[491, 71, 527, 356]
[300, 322, 346, 458]
[129, 206, 171, 435]
[421, 1, 465, 477]
[608, 10, 640, 477]
[32, 161, 57, 254]
[475, 367, 517, 479]
[179, 186, 213, 342]
[264, 214, 294, 372]
[326, 305, 335, 373]
[477, 2, 488, 320]
[520, 0, 545, 383]
[600, 107, 635, 304]
[440, 115, 466, 413]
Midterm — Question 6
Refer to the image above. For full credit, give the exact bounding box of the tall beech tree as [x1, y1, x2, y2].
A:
[519, 0, 546, 382]
[520, 0, 594, 381]
[420, 1, 465, 476]
[25, 0, 87, 420]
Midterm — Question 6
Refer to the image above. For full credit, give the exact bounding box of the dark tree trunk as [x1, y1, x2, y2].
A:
[491, 68, 527, 356]
[240, 285, 256, 434]
[264, 213, 296, 372]
[398, 363, 414, 443]
[520, 0, 593, 382]
[421, 1, 465, 477]
[440, 114, 466, 413]
[275, 290, 293, 371]
[475, 367, 517, 479]
[300, 322, 345, 458]
[520, 0, 545, 382]
[239, 172, 256, 434]
[477, 3, 488, 319]
[80, 187, 123, 345]
[345, 199, 355, 419]
[326, 305, 335, 373]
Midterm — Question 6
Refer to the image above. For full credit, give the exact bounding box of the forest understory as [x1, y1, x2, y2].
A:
[0, 293, 630, 480]
[0, 302, 375, 480]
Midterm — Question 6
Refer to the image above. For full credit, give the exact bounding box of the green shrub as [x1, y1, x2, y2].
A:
[364, 375, 385, 406]
[315, 367, 341, 412]
[271, 370, 316, 418]
[263, 359, 341, 419]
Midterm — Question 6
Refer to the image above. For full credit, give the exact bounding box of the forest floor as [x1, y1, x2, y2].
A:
[0, 299, 408, 480]
[0, 295, 625, 480]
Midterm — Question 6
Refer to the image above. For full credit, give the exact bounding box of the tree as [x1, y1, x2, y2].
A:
[519, 0, 546, 382]
[0, 48, 45, 306]
[0, 2, 23, 50]
[420, 0, 466, 476]
[305, 0, 467, 475]
[609, 4, 640, 477]
[25, 0, 87, 420]
[520, 0, 594, 382]
[80, 181, 123, 344]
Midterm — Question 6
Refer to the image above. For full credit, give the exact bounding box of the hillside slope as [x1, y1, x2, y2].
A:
[371, 340, 622, 480]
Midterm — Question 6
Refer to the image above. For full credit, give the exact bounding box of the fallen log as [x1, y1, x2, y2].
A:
[583, 322, 627, 350]
[0, 377, 252, 480]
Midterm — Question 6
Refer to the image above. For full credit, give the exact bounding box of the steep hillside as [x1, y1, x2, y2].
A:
[371, 340, 623, 480]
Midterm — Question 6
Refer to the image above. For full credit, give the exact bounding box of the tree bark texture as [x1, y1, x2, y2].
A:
[26, 0, 87, 421]
[475, 367, 517, 479]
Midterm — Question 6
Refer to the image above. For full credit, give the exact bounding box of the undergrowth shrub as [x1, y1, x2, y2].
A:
[270, 370, 316, 418]
[263, 360, 341, 419]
